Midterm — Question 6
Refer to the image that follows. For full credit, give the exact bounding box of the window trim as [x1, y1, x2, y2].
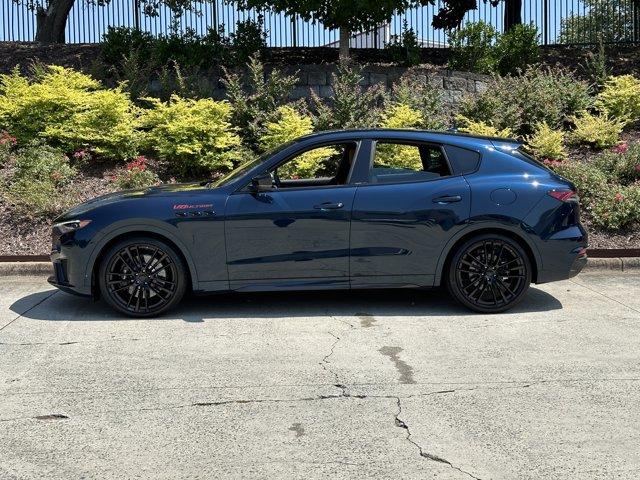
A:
[363, 139, 455, 186]
[236, 140, 361, 193]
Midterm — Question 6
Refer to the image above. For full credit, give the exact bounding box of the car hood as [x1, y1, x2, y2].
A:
[57, 182, 212, 220]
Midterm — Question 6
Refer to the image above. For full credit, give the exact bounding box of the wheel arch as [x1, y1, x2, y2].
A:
[435, 225, 541, 286]
[86, 225, 198, 296]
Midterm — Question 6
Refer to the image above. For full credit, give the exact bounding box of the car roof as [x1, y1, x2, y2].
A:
[295, 129, 522, 151]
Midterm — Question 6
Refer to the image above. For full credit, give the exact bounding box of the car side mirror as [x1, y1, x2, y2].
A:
[249, 172, 273, 193]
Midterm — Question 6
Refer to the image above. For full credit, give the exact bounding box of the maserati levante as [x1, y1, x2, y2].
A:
[49, 129, 587, 316]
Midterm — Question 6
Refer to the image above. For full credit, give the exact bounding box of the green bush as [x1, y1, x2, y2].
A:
[448, 21, 498, 74]
[593, 142, 640, 184]
[595, 74, 640, 124]
[223, 57, 297, 151]
[312, 62, 385, 131]
[102, 19, 266, 76]
[387, 71, 446, 129]
[590, 184, 640, 230]
[0, 66, 138, 160]
[385, 21, 421, 67]
[101, 26, 154, 66]
[2, 142, 77, 217]
[458, 66, 592, 136]
[495, 24, 540, 76]
[139, 95, 241, 173]
[229, 17, 268, 64]
[525, 122, 567, 161]
[569, 111, 625, 149]
[112, 156, 160, 189]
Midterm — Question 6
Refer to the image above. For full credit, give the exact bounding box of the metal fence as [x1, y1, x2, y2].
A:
[2, 0, 640, 46]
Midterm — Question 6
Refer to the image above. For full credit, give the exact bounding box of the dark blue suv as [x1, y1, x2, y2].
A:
[49, 130, 587, 316]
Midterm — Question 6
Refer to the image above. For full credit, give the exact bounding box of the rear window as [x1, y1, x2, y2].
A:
[510, 147, 554, 172]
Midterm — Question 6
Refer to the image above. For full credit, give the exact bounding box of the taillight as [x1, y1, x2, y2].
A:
[547, 189, 576, 202]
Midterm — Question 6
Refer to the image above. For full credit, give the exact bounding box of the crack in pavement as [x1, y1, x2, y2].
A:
[320, 330, 349, 397]
[4, 376, 637, 396]
[0, 290, 58, 333]
[394, 397, 482, 480]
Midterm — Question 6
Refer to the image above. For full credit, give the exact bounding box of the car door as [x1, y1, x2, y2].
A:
[350, 139, 471, 288]
[225, 140, 361, 290]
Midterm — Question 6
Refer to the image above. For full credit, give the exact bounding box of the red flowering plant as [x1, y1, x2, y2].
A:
[112, 155, 160, 190]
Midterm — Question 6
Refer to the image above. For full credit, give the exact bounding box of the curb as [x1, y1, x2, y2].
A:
[0, 258, 638, 278]
[0, 262, 52, 276]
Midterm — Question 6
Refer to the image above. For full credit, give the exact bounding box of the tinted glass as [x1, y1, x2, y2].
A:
[371, 142, 451, 183]
[443, 145, 481, 175]
[273, 143, 356, 185]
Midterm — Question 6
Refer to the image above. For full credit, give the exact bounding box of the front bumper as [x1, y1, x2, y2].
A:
[50, 249, 93, 296]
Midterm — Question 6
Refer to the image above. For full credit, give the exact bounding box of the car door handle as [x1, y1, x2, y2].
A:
[314, 202, 344, 210]
[432, 195, 462, 204]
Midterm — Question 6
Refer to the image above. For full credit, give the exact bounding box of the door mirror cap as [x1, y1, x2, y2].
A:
[249, 172, 274, 192]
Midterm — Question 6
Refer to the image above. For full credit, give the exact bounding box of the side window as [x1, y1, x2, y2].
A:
[272, 142, 356, 187]
[372, 142, 451, 184]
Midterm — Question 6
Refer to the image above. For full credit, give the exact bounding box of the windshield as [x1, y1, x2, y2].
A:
[209, 141, 294, 188]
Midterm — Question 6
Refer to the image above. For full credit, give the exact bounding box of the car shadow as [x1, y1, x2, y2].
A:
[10, 286, 563, 322]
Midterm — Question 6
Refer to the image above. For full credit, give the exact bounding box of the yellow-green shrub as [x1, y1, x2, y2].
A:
[455, 115, 514, 138]
[595, 75, 640, 123]
[525, 122, 567, 161]
[0, 66, 138, 159]
[375, 105, 426, 170]
[140, 95, 241, 172]
[569, 111, 625, 149]
[259, 105, 333, 179]
[381, 104, 424, 129]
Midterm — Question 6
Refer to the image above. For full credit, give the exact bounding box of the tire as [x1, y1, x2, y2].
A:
[99, 237, 187, 317]
[446, 234, 532, 313]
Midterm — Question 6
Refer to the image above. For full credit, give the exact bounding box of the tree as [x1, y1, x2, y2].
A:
[17, 0, 200, 43]
[503, 0, 522, 31]
[558, 0, 638, 44]
[237, 0, 433, 58]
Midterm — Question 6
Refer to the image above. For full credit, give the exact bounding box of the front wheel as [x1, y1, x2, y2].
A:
[99, 237, 187, 317]
[446, 234, 531, 313]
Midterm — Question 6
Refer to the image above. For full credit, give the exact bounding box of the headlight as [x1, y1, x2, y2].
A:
[53, 219, 92, 234]
[52, 220, 92, 251]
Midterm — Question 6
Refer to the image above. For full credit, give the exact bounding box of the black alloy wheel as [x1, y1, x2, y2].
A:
[99, 237, 187, 317]
[447, 234, 531, 313]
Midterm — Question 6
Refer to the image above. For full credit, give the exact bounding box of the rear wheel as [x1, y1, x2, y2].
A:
[446, 234, 531, 313]
[99, 237, 187, 317]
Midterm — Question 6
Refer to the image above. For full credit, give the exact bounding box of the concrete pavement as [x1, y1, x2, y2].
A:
[1, 273, 639, 479]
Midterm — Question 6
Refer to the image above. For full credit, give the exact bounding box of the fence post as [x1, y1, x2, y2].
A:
[212, 0, 218, 32]
[134, 0, 141, 30]
[543, 0, 548, 45]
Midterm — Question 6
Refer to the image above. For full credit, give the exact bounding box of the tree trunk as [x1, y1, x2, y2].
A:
[339, 28, 350, 60]
[504, 0, 522, 32]
[35, 0, 76, 43]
